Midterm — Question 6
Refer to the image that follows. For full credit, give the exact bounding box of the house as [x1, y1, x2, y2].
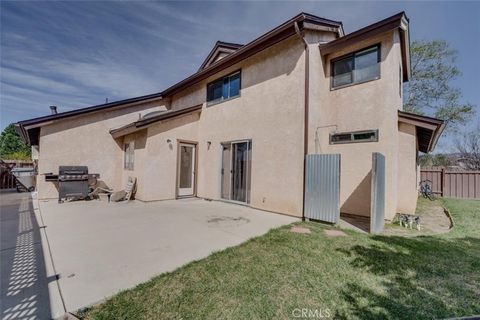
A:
[16, 11, 444, 224]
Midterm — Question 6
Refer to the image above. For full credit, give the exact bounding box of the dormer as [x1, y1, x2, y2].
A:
[198, 41, 244, 71]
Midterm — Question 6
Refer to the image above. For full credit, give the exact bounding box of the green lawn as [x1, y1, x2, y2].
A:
[82, 198, 480, 320]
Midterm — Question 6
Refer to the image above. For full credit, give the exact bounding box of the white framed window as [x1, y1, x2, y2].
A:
[124, 141, 134, 170]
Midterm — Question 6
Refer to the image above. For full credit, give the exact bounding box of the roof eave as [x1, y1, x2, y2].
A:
[398, 110, 445, 153]
[16, 95, 165, 145]
[17, 94, 164, 129]
[399, 14, 411, 81]
[160, 12, 342, 97]
[110, 104, 203, 138]
[427, 122, 446, 153]
[14, 123, 30, 145]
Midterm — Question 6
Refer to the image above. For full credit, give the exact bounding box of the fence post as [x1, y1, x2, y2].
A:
[441, 168, 445, 197]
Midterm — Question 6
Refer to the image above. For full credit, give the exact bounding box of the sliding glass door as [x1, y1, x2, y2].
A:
[221, 140, 251, 203]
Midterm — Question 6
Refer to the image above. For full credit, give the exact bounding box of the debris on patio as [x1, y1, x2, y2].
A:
[324, 229, 347, 237]
[290, 226, 311, 234]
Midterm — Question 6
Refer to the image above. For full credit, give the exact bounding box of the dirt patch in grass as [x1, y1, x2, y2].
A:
[290, 226, 311, 234]
[384, 197, 451, 237]
[324, 229, 347, 237]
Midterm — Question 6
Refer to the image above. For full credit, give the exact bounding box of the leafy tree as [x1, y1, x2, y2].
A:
[404, 40, 475, 131]
[0, 124, 31, 160]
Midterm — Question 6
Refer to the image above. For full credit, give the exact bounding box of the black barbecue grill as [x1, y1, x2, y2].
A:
[54, 166, 100, 203]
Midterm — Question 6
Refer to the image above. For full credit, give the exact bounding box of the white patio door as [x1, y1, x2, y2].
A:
[177, 143, 196, 196]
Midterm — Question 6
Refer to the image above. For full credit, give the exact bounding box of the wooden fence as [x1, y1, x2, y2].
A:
[0, 160, 35, 189]
[420, 167, 480, 199]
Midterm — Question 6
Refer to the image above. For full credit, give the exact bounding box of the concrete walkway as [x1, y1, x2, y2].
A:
[2, 193, 297, 318]
[0, 191, 57, 320]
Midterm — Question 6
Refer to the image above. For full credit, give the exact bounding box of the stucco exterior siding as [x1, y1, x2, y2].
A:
[140, 113, 200, 201]
[136, 36, 306, 216]
[397, 122, 418, 214]
[37, 102, 166, 199]
[308, 30, 403, 219]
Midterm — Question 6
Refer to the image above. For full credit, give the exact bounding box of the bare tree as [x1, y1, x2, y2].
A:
[456, 125, 480, 170]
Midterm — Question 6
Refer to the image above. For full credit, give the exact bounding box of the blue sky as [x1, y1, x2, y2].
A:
[1, 1, 479, 151]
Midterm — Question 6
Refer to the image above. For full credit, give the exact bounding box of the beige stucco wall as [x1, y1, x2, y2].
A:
[37, 101, 167, 199]
[308, 29, 404, 219]
[136, 36, 306, 216]
[140, 113, 201, 201]
[397, 122, 418, 214]
[35, 35, 306, 218]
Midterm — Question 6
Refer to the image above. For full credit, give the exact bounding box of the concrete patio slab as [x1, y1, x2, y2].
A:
[36, 197, 297, 317]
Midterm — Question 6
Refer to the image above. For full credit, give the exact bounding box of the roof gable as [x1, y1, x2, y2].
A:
[198, 41, 244, 71]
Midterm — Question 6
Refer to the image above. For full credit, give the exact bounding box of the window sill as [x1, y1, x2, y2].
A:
[207, 94, 241, 107]
[329, 139, 378, 145]
[330, 76, 381, 91]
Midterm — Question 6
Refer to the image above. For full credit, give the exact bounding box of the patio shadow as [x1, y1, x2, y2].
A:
[1, 191, 52, 319]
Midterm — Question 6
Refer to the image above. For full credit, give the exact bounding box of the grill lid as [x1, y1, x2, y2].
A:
[59, 166, 88, 175]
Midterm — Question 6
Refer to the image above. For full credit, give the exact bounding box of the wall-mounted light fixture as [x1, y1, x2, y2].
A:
[166, 139, 173, 151]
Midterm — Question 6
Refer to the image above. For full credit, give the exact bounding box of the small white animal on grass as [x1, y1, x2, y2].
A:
[414, 216, 422, 231]
[398, 214, 421, 231]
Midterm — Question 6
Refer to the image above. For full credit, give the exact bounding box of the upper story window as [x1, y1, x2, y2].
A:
[124, 141, 134, 171]
[331, 45, 381, 89]
[207, 71, 241, 105]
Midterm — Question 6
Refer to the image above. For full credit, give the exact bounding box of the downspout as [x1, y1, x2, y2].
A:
[294, 21, 309, 221]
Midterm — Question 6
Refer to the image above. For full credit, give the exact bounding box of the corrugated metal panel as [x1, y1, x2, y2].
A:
[304, 154, 340, 223]
[370, 152, 385, 233]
